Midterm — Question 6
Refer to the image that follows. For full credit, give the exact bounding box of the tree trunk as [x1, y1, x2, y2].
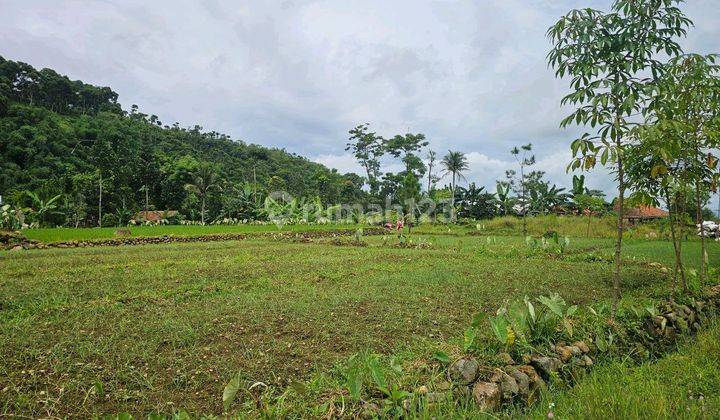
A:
[201, 196, 206, 225]
[98, 174, 103, 227]
[667, 190, 684, 303]
[450, 173, 456, 222]
[695, 179, 706, 284]
[586, 212, 592, 238]
[612, 149, 624, 318]
[521, 165, 527, 237]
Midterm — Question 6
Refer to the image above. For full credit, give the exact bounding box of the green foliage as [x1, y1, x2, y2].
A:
[0, 56, 366, 227]
[484, 293, 579, 352]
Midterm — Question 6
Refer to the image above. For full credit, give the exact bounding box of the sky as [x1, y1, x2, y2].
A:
[2, 0, 719, 198]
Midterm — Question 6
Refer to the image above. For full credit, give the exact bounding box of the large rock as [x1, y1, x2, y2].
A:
[505, 366, 530, 401]
[448, 357, 480, 385]
[472, 381, 501, 412]
[555, 346, 573, 362]
[530, 356, 562, 379]
[517, 365, 544, 405]
[489, 368, 518, 401]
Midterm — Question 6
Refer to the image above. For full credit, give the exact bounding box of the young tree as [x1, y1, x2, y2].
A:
[346, 123, 384, 195]
[647, 54, 720, 284]
[24, 191, 62, 227]
[495, 182, 513, 216]
[625, 132, 689, 297]
[440, 151, 469, 222]
[185, 163, 221, 224]
[507, 144, 535, 236]
[547, 0, 692, 315]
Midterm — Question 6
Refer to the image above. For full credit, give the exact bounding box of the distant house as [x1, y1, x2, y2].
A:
[614, 204, 668, 223]
[134, 210, 178, 222]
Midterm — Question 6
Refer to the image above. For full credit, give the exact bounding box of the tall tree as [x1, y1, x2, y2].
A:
[185, 163, 221, 224]
[426, 150, 438, 192]
[547, 0, 691, 315]
[346, 123, 384, 195]
[440, 151, 469, 222]
[385, 132, 429, 178]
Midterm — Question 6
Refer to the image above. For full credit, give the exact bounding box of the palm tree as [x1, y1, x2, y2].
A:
[185, 163, 221, 224]
[440, 151, 469, 222]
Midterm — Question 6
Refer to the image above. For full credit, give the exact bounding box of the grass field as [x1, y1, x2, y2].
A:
[524, 320, 720, 419]
[21, 223, 364, 242]
[1, 226, 718, 417]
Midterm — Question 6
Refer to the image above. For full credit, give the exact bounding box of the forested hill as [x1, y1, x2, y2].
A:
[0, 56, 365, 225]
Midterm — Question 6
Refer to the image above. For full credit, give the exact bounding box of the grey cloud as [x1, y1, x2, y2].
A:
[1, 0, 718, 199]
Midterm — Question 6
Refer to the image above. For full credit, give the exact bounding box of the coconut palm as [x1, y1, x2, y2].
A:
[440, 151, 469, 221]
[185, 163, 221, 224]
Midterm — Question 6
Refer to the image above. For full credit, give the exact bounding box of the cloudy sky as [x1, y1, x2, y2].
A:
[2, 0, 719, 197]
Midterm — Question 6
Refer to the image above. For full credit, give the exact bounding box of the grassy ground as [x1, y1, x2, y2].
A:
[522, 320, 720, 419]
[21, 223, 363, 242]
[19, 214, 668, 243]
[0, 229, 717, 417]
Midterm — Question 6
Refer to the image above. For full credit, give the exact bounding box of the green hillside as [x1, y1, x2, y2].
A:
[0, 56, 365, 226]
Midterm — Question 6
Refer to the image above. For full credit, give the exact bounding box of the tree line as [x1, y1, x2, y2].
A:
[0, 56, 367, 227]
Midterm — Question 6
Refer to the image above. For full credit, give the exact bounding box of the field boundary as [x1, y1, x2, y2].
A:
[2, 228, 387, 250]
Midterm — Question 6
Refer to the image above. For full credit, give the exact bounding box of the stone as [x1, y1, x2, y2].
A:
[448, 357, 480, 385]
[506, 366, 530, 400]
[581, 355, 593, 367]
[417, 385, 428, 395]
[572, 341, 590, 354]
[530, 356, 562, 379]
[472, 381, 501, 412]
[555, 346, 573, 362]
[569, 346, 582, 357]
[517, 365, 545, 405]
[489, 368, 518, 400]
[497, 352, 515, 365]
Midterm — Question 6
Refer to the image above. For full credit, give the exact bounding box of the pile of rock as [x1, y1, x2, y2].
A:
[0, 230, 39, 250]
[433, 293, 719, 413]
[647, 300, 708, 340]
[444, 342, 593, 411]
[5, 228, 387, 251]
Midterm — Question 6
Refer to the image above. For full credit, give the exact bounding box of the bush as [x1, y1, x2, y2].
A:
[101, 213, 118, 227]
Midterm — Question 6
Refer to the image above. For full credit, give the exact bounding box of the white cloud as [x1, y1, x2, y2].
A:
[1, 0, 718, 200]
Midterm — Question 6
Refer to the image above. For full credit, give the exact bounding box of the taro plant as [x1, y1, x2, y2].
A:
[341, 352, 409, 416]
[481, 293, 579, 353]
[0, 204, 29, 230]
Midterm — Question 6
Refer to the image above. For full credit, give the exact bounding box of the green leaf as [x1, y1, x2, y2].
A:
[489, 315, 509, 345]
[222, 371, 242, 412]
[432, 351, 451, 364]
[537, 294, 566, 318]
[463, 326, 478, 352]
[289, 380, 309, 395]
[345, 368, 362, 400]
[367, 356, 387, 391]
